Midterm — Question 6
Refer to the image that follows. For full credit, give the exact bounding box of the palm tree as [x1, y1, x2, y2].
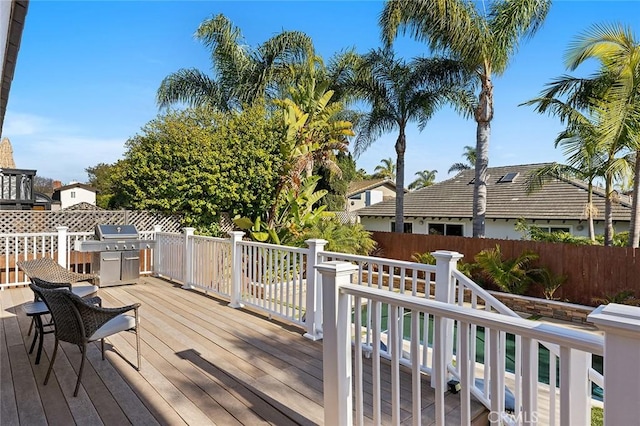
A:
[409, 169, 437, 190]
[563, 24, 640, 247]
[373, 157, 396, 180]
[448, 145, 476, 174]
[157, 14, 313, 111]
[381, 0, 551, 237]
[524, 23, 639, 246]
[351, 48, 474, 233]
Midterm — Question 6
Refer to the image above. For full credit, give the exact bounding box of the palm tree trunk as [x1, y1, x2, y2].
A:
[628, 150, 640, 247]
[473, 73, 493, 238]
[605, 174, 614, 246]
[587, 181, 595, 242]
[395, 130, 406, 233]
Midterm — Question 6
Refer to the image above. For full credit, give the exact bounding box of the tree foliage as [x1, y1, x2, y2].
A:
[350, 47, 474, 233]
[86, 162, 127, 209]
[381, 0, 551, 237]
[157, 14, 313, 111]
[33, 176, 55, 197]
[111, 105, 284, 233]
[315, 152, 357, 211]
[475, 244, 540, 295]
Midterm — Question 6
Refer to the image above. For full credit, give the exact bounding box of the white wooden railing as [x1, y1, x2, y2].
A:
[318, 261, 640, 426]
[7, 227, 640, 424]
[0, 226, 158, 289]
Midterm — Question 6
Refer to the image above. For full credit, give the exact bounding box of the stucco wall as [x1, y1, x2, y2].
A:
[59, 188, 96, 209]
[361, 216, 630, 239]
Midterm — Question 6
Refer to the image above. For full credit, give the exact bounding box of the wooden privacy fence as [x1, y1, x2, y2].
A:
[372, 231, 640, 306]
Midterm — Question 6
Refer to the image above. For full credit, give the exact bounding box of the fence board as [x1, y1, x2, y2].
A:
[372, 231, 640, 306]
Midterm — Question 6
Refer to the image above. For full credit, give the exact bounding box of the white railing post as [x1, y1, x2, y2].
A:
[559, 347, 590, 425]
[182, 227, 195, 289]
[152, 225, 162, 276]
[56, 226, 69, 267]
[228, 231, 245, 308]
[432, 250, 463, 388]
[588, 303, 640, 426]
[317, 261, 357, 426]
[304, 238, 328, 341]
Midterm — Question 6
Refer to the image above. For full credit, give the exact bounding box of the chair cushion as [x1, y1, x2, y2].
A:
[72, 284, 99, 299]
[89, 314, 136, 341]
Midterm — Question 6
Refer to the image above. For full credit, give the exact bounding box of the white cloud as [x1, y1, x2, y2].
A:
[3, 112, 126, 184]
[3, 112, 53, 136]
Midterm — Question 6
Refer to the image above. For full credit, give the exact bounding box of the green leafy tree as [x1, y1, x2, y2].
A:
[523, 24, 638, 246]
[234, 175, 329, 245]
[381, 0, 551, 237]
[409, 169, 437, 190]
[562, 24, 640, 247]
[111, 105, 283, 234]
[373, 157, 396, 180]
[351, 48, 473, 233]
[315, 152, 357, 211]
[86, 162, 127, 209]
[448, 145, 476, 174]
[157, 14, 313, 111]
[475, 245, 540, 295]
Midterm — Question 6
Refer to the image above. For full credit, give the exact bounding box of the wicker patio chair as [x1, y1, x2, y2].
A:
[30, 282, 141, 397]
[17, 256, 97, 285]
[18, 257, 99, 337]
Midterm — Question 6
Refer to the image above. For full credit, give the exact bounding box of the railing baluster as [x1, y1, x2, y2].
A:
[460, 320, 471, 426]
[372, 300, 382, 425]
[354, 295, 364, 426]
[410, 309, 421, 426]
[390, 304, 400, 425]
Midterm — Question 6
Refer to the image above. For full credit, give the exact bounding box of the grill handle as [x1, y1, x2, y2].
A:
[124, 256, 140, 261]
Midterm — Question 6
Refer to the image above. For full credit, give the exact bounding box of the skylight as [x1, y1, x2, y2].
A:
[498, 172, 519, 183]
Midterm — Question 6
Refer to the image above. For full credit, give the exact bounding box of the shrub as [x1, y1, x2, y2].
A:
[475, 245, 539, 295]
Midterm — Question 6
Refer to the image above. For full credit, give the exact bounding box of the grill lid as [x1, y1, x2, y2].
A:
[95, 224, 139, 240]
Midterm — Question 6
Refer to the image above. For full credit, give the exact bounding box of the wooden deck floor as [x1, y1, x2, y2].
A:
[0, 277, 486, 425]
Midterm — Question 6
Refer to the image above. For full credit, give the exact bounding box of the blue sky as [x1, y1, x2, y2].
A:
[3, 1, 640, 185]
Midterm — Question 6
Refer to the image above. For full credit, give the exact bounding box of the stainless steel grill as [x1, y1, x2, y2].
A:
[75, 224, 155, 287]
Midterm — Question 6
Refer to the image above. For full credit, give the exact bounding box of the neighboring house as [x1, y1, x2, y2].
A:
[358, 163, 632, 239]
[52, 182, 97, 210]
[346, 178, 398, 213]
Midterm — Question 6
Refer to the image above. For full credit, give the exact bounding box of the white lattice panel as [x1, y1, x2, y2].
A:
[0, 210, 182, 234]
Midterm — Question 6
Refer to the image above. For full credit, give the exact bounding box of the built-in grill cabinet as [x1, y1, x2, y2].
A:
[76, 224, 155, 287]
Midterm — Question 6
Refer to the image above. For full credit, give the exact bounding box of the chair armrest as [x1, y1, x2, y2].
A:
[84, 296, 102, 307]
[74, 300, 141, 338]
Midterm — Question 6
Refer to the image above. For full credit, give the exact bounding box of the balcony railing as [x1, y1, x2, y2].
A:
[3, 226, 640, 425]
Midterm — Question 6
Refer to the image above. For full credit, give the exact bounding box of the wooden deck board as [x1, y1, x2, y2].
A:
[0, 277, 486, 425]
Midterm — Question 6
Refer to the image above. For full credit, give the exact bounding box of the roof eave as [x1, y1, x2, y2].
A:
[1, 0, 29, 136]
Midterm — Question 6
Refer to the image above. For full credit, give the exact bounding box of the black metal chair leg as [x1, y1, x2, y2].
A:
[101, 338, 105, 360]
[44, 339, 58, 385]
[34, 316, 45, 365]
[27, 317, 34, 336]
[28, 323, 38, 354]
[74, 345, 88, 397]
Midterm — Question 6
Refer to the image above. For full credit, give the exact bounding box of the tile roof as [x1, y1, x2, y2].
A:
[357, 163, 632, 221]
[347, 178, 397, 197]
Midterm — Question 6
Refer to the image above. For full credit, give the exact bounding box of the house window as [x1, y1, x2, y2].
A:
[391, 222, 413, 233]
[539, 226, 570, 234]
[428, 223, 463, 236]
[70, 191, 76, 199]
